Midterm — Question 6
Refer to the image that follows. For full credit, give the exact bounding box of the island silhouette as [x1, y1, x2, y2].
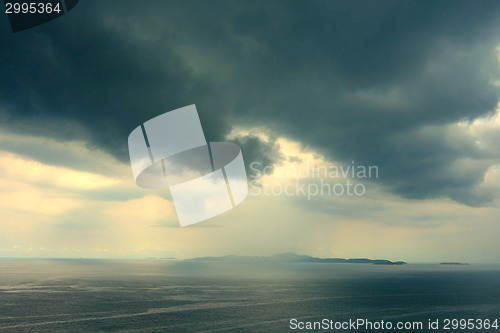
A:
[188, 252, 406, 265]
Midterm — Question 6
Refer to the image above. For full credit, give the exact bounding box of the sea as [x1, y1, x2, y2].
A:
[0, 259, 499, 332]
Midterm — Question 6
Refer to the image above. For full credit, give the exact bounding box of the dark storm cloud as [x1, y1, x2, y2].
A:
[224, 1, 500, 205]
[231, 134, 284, 177]
[1, 1, 500, 205]
[0, 1, 234, 159]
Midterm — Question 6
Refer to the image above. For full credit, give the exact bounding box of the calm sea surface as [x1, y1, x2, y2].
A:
[0, 259, 499, 332]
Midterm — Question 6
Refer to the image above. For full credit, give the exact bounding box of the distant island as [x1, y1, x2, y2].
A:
[188, 252, 406, 265]
[146, 257, 176, 260]
[440, 262, 469, 265]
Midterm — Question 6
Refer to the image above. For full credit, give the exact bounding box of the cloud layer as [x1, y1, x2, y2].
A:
[1, 1, 500, 208]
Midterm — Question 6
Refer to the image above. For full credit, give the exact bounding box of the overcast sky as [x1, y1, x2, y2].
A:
[1, 0, 500, 263]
